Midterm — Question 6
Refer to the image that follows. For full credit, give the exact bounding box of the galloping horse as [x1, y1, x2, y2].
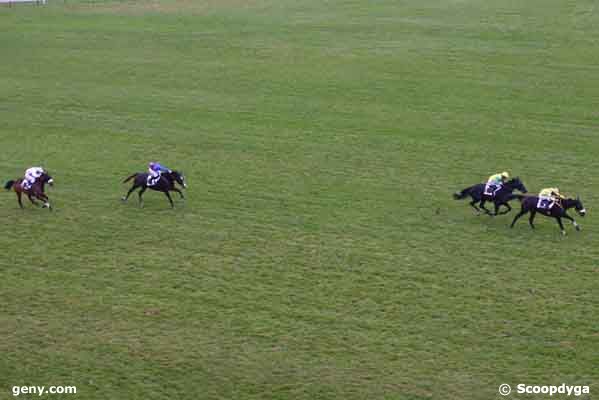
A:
[510, 195, 586, 235]
[121, 170, 186, 208]
[4, 172, 54, 210]
[454, 177, 528, 215]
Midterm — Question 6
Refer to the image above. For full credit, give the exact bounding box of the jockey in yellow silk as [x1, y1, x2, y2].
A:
[539, 187, 565, 209]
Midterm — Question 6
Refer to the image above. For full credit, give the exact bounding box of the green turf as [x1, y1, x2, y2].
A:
[1, 1, 597, 399]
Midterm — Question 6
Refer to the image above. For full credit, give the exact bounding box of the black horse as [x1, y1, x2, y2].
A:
[510, 196, 586, 235]
[4, 172, 54, 210]
[454, 177, 528, 215]
[122, 170, 186, 208]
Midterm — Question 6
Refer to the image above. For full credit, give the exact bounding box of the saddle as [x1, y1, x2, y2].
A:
[537, 196, 561, 211]
[484, 183, 499, 197]
[147, 174, 162, 187]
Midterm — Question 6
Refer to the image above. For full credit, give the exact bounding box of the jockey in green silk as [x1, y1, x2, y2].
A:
[485, 171, 509, 196]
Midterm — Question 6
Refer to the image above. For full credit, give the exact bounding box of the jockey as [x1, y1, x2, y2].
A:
[539, 187, 565, 209]
[485, 171, 509, 196]
[23, 166, 45, 190]
[148, 162, 171, 185]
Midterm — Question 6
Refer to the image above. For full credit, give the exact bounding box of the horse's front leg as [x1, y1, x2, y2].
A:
[35, 191, 48, 202]
[27, 193, 40, 207]
[34, 191, 51, 209]
[164, 191, 175, 209]
[36, 193, 51, 210]
[172, 188, 185, 200]
[562, 213, 580, 231]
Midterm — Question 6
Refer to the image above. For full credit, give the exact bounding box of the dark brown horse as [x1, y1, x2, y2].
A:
[121, 170, 186, 208]
[454, 177, 528, 215]
[4, 172, 54, 210]
[510, 196, 586, 235]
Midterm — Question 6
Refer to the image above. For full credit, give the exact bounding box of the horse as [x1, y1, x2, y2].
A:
[4, 172, 54, 210]
[121, 170, 187, 208]
[453, 177, 528, 215]
[510, 195, 586, 235]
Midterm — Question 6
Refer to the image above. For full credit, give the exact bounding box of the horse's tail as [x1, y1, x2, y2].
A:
[453, 187, 471, 200]
[4, 180, 15, 191]
[123, 173, 138, 183]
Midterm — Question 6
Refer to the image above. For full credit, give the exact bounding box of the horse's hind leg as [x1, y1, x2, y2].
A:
[528, 211, 537, 229]
[479, 200, 492, 215]
[510, 209, 528, 228]
[492, 202, 500, 216]
[16, 192, 24, 209]
[555, 217, 566, 235]
[138, 187, 147, 208]
[122, 184, 139, 202]
[499, 202, 512, 215]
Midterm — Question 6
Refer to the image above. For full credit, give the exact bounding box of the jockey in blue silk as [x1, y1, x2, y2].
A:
[23, 166, 45, 190]
[485, 171, 509, 196]
[148, 162, 171, 185]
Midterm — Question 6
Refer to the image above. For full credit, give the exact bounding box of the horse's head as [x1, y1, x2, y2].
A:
[170, 170, 187, 188]
[572, 196, 586, 217]
[562, 196, 586, 216]
[40, 172, 54, 187]
[507, 177, 527, 193]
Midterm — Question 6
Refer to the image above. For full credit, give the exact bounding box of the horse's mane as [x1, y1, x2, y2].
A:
[561, 197, 579, 206]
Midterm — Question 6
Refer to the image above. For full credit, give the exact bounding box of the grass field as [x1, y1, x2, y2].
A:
[1, 1, 598, 399]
